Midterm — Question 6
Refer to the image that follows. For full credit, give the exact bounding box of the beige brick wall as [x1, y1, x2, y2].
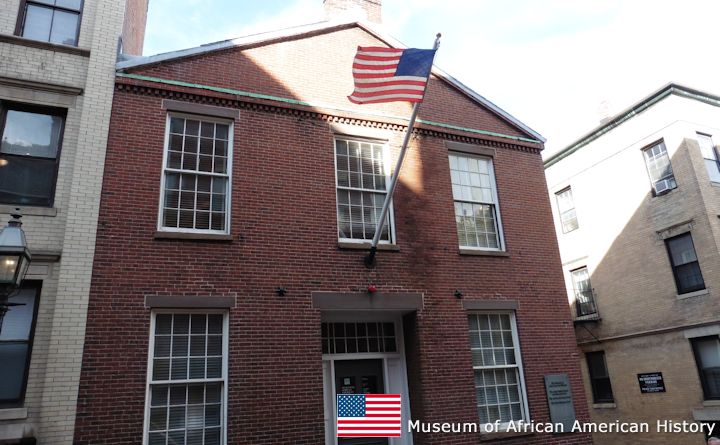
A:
[546, 93, 720, 444]
[0, 0, 132, 443]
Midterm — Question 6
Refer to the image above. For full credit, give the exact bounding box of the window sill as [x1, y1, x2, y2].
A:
[480, 430, 534, 440]
[0, 407, 28, 420]
[154, 231, 234, 241]
[337, 241, 399, 251]
[703, 400, 720, 407]
[592, 403, 617, 409]
[0, 33, 90, 57]
[710, 181, 720, 188]
[0, 204, 57, 217]
[677, 289, 709, 300]
[459, 248, 509, 257]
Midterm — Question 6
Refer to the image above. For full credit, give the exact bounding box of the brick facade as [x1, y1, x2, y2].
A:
[74, 23, 591, 445]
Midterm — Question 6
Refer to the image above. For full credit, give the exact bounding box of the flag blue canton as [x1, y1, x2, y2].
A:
[338, 394, 366, 417]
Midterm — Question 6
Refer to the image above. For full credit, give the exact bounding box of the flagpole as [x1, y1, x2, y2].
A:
[364, 33, 442, 268]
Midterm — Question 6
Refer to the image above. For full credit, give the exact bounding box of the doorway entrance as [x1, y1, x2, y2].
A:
[321, 313, 413, 445]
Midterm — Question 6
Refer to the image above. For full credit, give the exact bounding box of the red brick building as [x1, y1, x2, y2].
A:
[74, 5, 591, 445]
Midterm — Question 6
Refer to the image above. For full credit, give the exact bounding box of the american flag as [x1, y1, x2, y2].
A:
[348, 46, 436, 104]
[337, 394, 402, 437]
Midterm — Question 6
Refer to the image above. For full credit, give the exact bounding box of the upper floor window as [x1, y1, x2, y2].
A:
[449, 153, 503, 250]
[555, 187, 578, 233]
[0, 282, 40, 406]
[642, 141, 676, 195]
[17, 0, 83, 46]
[571, 267, 597, 317]
[468, 312, 528, 426]
[145, 312, 227, 445]
[586, 351, 614, 403]
[691, 336, 720, 400]
[159, 115, 232, 234]
[665, 232, 705, 295]
[698, 133, 720, 183]
[334, 138, 392, 243]
[0, 102, 65, 207]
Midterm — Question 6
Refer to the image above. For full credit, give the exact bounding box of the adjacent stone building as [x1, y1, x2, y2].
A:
[0, 1, 147, 443]
[73, 2, 592, 444]
[545, 83, 720, 444]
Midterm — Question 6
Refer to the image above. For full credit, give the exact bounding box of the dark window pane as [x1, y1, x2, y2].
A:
[586, 352, 614, 403]
[21, 5, 52, 41]
[666, 233, 705, 294]
[0, 344, 30, 400]
[0, 291, 37, 341]
[48, 10, 79, 45]
[1, 110, 62, 158]
[0, 156, 56, 206]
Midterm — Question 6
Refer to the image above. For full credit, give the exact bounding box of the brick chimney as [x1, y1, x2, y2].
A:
[120, 0, 149, 56]
[324, 0, 382, 24]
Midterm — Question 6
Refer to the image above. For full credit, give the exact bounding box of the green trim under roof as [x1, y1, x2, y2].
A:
[116, 73, 541, 145]
[544, 83, 720, 168]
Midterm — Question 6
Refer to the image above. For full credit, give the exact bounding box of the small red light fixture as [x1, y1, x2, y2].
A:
[367, 284, 377, 294]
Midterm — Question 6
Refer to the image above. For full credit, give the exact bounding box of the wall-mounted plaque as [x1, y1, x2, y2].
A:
[638, 372, 666, 393]
[544, 373, 576, 433]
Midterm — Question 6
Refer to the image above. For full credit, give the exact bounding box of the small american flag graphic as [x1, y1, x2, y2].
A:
[337, 394, 402, 437]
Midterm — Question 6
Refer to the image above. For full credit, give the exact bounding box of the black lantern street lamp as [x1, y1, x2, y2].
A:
[0, 211, 32, 331]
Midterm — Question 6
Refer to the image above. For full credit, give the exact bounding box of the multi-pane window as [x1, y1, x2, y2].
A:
[468, 313, 526, 425]
[665, 232, 705, 294]
[146, 313, 226, 445]
[555, 187, 578, 233]
[160, 115, 231, 233]
[586, 351, 614, 403]
[571, 267, 597, 317]
[334, 138, 392, 242]
[0, 102, 65, 207]
[17, 0, 82, 46]
[449, 154, 503, 249]
[698, 133, 720, 183]
[642, 141, 676, 195]
[691, 336, 720, 400]
[0, 283, 40, 405]
[321, 322, 397, 354]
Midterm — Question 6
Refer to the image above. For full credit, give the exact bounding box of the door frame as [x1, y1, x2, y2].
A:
[321, 311, 413, 445]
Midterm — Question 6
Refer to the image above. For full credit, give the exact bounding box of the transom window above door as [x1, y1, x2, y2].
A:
[322, 322, 397, 354]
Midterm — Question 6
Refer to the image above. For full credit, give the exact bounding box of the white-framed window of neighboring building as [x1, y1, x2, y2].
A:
[334, 137, 394, 243]
[642, 140, 677, 195]
[158, 114, 232, 234]
[570, 267, 597, 317]
[555, 187, 578, 233]
[449, 153, 504, 250]
[697, 133, 720, 183]
[690, 336, 720, 400]
[0, 101, 65, 207]
[0, 282, 41, 406]
[468, 312, 529, 427]
[16, 0, 83, 46]
[144, 311, 228, 445]
[665, 232, 705, 295]
[586, 351, 614, 403]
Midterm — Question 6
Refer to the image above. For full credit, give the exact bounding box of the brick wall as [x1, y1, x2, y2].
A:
[121, 0, 149, 56]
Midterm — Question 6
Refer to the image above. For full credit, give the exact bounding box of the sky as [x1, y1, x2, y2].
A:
[144, 0, 720, 155]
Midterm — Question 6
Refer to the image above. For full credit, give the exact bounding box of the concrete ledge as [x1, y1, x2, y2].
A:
[592, 403, 617, 409]
[463, 300, 518, 311]
[480, 430, 534, 441]
[154, 231, 234, 241]
[145, 295, 236, 309]
[337, 242, 399, 251]
[0, 33, 90, 57]
[0, 408, 27, 421]
[677, 288, 709, 300]
[693, 408, 720, 421]
[162, 99, 239, 120]
[312, 292, 423, 310]
[459, 248, 509, 257]
[0, 205, 57, 217]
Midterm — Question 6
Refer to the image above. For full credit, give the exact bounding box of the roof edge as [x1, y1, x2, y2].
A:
[544, 83, 720, 168]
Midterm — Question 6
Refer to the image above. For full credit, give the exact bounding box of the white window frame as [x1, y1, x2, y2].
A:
[642, 140, 676, 195]
[333, 136, 395, 244]
[555, 187, 579, 234]
[697, 133, 720, 183]
[468, 311, 529, 429]
[449, 152, 505, 251]
[142, 310, 229, 445]
[157, 113, 233, 235]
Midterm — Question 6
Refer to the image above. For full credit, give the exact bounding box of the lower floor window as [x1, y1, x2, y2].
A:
[586, 351, 614, 403]
[691, 336, 720, 400]
[468, 312, 527, 424]
[146, 312, 227, 445]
